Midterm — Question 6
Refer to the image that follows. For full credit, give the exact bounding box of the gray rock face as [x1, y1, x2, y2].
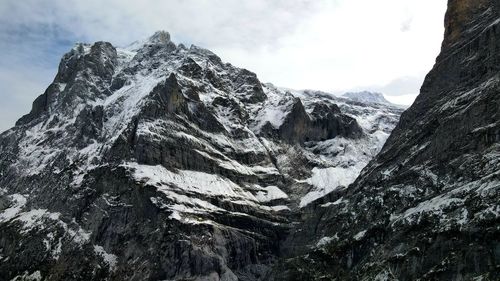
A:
[0, 31, 402, 280]
[261, 97, 363, 144]
[276, 0, 500, 280]
[2, 1, 498, 279]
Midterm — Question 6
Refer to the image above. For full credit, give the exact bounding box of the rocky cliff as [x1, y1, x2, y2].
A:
[0, 30, 402, 280]
[277, 0, 499, 280]
[1, 0, 498, 280]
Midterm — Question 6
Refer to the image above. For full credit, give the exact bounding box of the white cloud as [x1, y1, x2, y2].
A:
[0, 0, 447, 131]
[215, 0, 447, 93]
[384, 94, 418, 106]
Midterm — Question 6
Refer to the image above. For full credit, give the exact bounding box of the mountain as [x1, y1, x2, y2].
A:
[0, 31, 403, 280]
[276, 0, 500, 280]
[2, 0, 499, 279]
[342, 91, 391, 105]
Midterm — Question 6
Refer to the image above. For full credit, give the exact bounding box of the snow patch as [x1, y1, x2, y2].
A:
[320, 198, 346, 207]
[254, 185, 288, 202]
[0, 194, 27, 222]
[300, 167, 361, 207]
[94, 245, 118, 270]
[125, 162, 257, 202]
[316, 236, 337, 247]
[10, 270, 42, 281]
[354, 230, 367, 240]
[267, 205, 290, 212]
[250, 86, 296, 133]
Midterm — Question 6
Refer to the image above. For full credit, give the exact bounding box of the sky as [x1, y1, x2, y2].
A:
[0, 0, 448, 132]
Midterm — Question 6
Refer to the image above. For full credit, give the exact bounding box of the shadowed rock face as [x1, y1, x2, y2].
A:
[143, 73, 188, 116]
[0, 29, 402, 280]
[3, 0, 495, 279]
[16, 42, 118, 126]
[443, 0, 493, 48]
[262, 98, 363, 144]
[276, 1, 499, 280]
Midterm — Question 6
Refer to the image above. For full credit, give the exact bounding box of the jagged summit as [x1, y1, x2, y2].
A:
[148, 30, 171, 44]
[124, 30, 177, 52]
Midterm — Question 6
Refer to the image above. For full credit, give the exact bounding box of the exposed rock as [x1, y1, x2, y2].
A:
[0, 30, 402, 281]
[276, 0, 500, 280]
[143, 73, 188, 117]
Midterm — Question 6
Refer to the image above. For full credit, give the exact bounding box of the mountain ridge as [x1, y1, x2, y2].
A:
[275, 0, 500, 279]
[1, 0, 499, 279]
[0, 30, 403, 280]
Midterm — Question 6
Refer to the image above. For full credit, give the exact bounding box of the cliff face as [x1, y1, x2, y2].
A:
[442, 0, 494, 49]
[0, 31, 402, 280]
[278, 0, 500, 280]
[0, 1, 498, 280]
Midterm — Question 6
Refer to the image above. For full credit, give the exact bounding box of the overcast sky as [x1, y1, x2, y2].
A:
[0, 0, 447, 132]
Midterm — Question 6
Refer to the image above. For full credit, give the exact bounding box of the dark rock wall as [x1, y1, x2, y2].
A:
[276, 0, 500, 280]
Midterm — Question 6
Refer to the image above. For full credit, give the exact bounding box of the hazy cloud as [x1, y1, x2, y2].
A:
[400, 17, 414, 32]
[0, 0, 447, 131]
[377, 76, 426, 96]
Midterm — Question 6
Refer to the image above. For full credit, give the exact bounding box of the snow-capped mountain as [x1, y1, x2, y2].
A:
[277, 1, 500, 280]
[0, 31, 402, 280]
[1, 0, 499, 279]
[342, 91, 391, 105]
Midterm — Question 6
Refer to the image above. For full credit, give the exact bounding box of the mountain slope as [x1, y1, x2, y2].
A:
[277, 1, 500, 280]
[0, 32, 402, 280]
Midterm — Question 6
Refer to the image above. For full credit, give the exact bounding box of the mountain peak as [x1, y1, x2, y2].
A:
[148, 30, 171, 44]
[125, 30, 175, 51]
[0, 25, 406, 280]
[342, 91, 390, 105]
